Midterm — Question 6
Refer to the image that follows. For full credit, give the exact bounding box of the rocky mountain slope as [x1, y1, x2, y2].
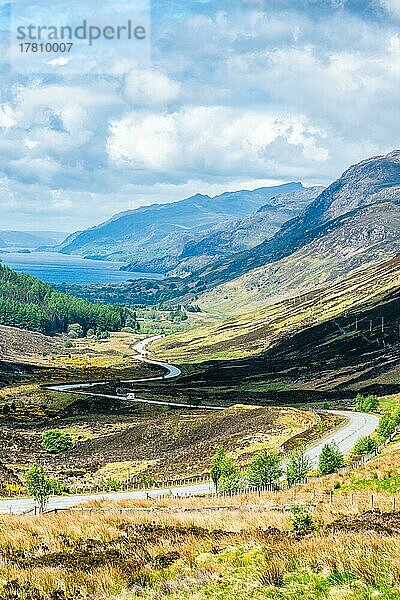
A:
[123, 186, 322, 276]
[201, 200, 400, 316]
[192, 150, 400, 289]
[56, 182, 304, 267]
[121, 150, 400, 306]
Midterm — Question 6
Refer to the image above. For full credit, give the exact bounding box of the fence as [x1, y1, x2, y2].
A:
[1, 426, 398, 502]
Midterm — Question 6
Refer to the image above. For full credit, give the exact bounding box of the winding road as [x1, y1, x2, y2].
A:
[0, 336, 379, 514]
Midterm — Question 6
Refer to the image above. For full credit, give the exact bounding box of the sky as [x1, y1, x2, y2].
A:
[0, 0, 399, 232]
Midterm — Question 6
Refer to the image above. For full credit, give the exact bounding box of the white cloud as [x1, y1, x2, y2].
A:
[124, 69, 181, 106]
[0, 105, 17, 129]
[0, 1, 399, 230]
[107, 106, 329, 178]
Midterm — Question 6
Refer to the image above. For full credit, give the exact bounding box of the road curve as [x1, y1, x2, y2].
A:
[0, 337, 379, 513]
[303, 410, 379, 467]
[45, 336, 224, 410]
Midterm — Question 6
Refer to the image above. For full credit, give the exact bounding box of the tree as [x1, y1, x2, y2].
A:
[290, 505, 315, 536]
[377, 412, 396, 441]
[247, 449, 283, 487]
[318, 443, 344, 475]
[42, 430, 73, 454]
[286, 449, 312, 487]
[354, 394, 379, 413]
[218, 471, 246, 493]
[25, 464, 54, 512]
[210, 446, 236, 491]
[353, 436, 378, 456]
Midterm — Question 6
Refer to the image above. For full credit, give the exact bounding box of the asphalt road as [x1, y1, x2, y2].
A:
[0, 337, 379, 514]
[303, 409, 379, 467]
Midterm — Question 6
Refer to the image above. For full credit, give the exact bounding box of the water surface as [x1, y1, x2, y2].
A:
[0, 252, 160, 285]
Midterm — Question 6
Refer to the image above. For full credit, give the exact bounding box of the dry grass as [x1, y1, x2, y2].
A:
[1, 495, 400, 599]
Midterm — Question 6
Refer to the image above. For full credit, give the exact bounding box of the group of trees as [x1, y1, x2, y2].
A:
[0, 264, 138, 335]
[354, 394, 379, 413]
[210, 446, 312, 492]
[210, 442, 347, 493]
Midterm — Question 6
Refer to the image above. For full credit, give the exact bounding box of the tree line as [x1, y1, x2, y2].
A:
[0, 264, 136, 335]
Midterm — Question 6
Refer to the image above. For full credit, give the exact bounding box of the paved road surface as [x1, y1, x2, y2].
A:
[0, 337, 379, 513]
[304, 410, 379, 467]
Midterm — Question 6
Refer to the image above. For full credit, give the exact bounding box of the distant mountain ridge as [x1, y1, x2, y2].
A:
[0, 231, 67, 249]
[56, 182, 306, 268]
[123, 186, 323, 276]
[190, 150, 400, 290]
[116, 150, 400, 308]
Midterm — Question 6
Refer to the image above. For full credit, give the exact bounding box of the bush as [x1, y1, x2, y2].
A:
[318, 442, 344, 475]
[377, 412, 396, 441]
[218, 472, 246, 493]
[353, 436, 378, 456]
[42, 430, 73, 454]
[290, 504, 315, 535]
[67, 323, 84, 338]
[64, 339, 74, 348]
[100, 478, 123, 492]
[354, 394, 379, 413]
[286, 450, 312, 487]
[247, 449, 283, 487]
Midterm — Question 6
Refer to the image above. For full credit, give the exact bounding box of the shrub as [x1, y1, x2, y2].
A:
[64, 339, 74, 348]
[67, 323, 84, 338]
[353, 436, 378, 455]
[247, 449, 283, 487]
[25, 464, 55, 512]
[377, 412, 396, 441]
[318, 442, 344, 475]
[42, 430, 73, 454]
[290, 504, 315, 535]
[100, 478, 123, 492]
[286, 450, 312, 487]
[354, 394, 379, 413]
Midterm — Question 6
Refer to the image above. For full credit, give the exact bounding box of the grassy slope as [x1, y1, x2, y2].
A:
[198, 202, 400, 318]
[153, 254, 400, 362]
[3, 492, 400, 598]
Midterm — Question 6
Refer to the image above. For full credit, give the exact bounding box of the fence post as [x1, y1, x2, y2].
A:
[371, 494, 374, 509]
[393, 497, 396, 513]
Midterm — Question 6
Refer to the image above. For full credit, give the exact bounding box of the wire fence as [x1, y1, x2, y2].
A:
[1, 425, 398, 502]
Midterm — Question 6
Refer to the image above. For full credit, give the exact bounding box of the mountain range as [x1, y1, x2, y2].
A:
[55, 182, 316, 274]
[0, 231, 67, 250]
[112, 150, 400, 310]
[147, 150, 400, 362]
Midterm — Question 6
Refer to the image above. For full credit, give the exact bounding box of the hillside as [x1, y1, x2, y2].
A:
[121, 150, 400, 306]
[123, 186, 322, 276]
[57, 182, 304, 268]
[201, 200, 400, 317]
[153, 254, 400, 363]
[0, 264, 126, 335]
[147, 263, 400, 405]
